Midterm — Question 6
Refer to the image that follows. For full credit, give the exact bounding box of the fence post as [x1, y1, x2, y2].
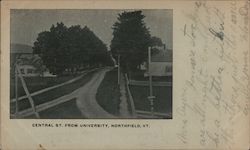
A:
[148, 47, 155, 116]
[15, 64, 19, 117]
[125, 73, 136, 117]
[16, 65, 40, 119]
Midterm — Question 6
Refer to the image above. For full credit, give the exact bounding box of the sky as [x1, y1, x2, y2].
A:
[11, 9, 173, 49]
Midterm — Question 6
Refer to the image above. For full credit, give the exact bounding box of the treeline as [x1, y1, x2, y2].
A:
[33, 22, 113, 75]
[111, 11, 164, 72]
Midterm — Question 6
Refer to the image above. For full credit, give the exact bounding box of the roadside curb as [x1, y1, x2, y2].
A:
[124, 73, 137, 118]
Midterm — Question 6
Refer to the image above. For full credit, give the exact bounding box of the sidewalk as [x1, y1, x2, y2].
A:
[119, 73, 132, 118]
[119, 73, 137, 118]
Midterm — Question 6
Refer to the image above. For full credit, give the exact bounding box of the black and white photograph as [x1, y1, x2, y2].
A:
[2, 1, 249, 149]
[10, 9, 173, 119]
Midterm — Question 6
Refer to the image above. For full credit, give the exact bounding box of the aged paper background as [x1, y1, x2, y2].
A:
[1, 0, 249, 149]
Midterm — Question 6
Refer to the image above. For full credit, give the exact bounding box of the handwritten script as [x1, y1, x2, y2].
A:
[176, 1, 249, 149]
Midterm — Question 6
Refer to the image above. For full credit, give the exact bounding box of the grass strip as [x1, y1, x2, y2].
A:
[129, 70, 172, 82]
[10, 75, 77, 99]
[96, 69, 121, 116]
[129, 85, 172, 114]
[24, 98, 84, 119]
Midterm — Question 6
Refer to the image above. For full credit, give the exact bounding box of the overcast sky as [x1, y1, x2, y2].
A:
[11, 9, 173, 49]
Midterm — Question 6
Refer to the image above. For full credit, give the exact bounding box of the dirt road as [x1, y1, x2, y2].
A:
[76, 67, 116, 118]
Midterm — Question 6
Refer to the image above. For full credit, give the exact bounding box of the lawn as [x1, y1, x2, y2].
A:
[10, 70, 97, 113]
[129, 70, 172, 82]
[10, 75, 77, 99]
[24, 98, 84, 119]
[129, 85, 172, 114]
[96, 68, 121, 116]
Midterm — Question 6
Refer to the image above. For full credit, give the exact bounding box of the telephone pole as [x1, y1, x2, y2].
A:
[147, 47, 155, 116]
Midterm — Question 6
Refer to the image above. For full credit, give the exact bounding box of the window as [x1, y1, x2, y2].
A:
[27, 69, 33, 74]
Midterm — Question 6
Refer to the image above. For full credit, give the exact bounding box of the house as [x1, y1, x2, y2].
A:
[142, 47, 172, 77]
[11, 43, 33, 67]
[11, 43, 56, 77]
[18, 65, 40, 77]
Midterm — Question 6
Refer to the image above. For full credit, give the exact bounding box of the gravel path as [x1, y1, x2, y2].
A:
[76, 67, 116, 118]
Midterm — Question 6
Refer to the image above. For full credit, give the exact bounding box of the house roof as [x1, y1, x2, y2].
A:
[11, 43, 33, 54]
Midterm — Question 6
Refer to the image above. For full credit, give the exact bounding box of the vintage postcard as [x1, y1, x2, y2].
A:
[8, 9, 173, 119]
[0, 0, 249, 150]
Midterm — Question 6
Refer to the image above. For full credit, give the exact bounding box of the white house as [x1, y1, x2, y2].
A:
[11, 43, 56, 77]
[142, 47, 172, 77]
[18, 65, 40, 77]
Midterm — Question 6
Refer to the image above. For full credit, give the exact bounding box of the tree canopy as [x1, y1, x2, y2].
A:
[110, 11, 152, 72]
[110, 11, 164, 72]
[33, 22, 112, 75]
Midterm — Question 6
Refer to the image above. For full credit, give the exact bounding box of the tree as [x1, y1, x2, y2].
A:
[33, 22, 110, 75]
[33, 22, 68, 75]
[66, 25, 86, 73]
[81, 26, 108, 67]
[150, 36, 164, 55]
[150, 36, 163, 47]
[110, 11, 151, 72]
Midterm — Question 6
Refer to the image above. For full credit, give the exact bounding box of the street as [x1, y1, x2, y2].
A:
[76, 67, 117, 118]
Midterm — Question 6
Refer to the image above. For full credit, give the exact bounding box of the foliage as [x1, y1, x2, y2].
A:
[33, 22, 112, 75]
[150, 36, 164, 47]
[110, 11, 165, 72]
[110, 11, 152, 72]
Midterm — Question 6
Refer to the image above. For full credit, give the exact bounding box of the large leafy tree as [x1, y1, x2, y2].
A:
[33, 22, 110, 75]
[81, 26, 108, 66]
[111, 11, 151, 72]
[66, 25, 88, 72]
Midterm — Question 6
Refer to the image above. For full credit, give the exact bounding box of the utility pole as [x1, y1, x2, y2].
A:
[147, 47, 155, 116]
[118, 54, 120, 85]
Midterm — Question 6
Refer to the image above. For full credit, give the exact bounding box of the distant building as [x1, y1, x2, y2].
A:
[10, 43, 56, 77]
[18, 65, 40, 77]
[142, 46, 172, 77]
[42, 69, 57, 77]
[151, 48, 172, 62]
[10, 43, 33, 67]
